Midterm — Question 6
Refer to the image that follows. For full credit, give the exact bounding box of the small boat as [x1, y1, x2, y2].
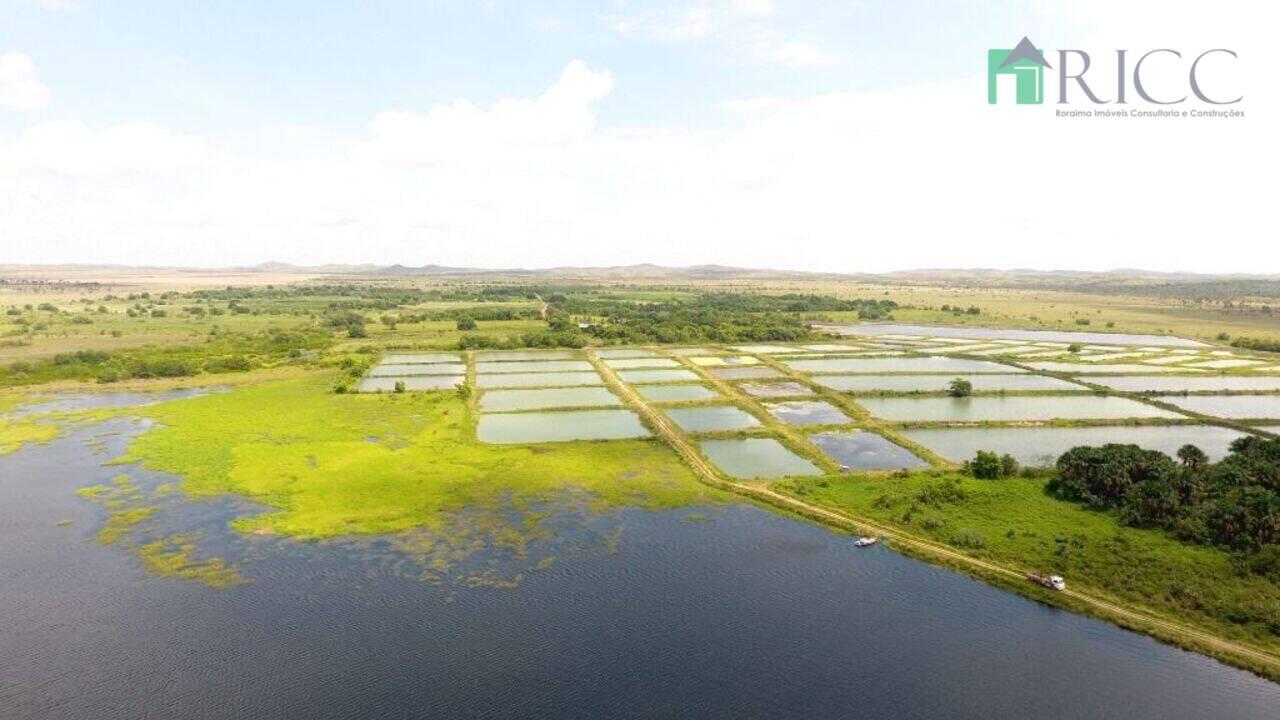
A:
[853, 536, 878, 547]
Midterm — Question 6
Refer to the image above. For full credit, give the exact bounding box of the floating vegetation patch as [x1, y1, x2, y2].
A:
[73, 472, 245, 589]
[0, 416, 61, 456]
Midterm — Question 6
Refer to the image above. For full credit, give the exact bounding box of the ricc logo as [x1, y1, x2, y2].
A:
[988, 37, 1051, 105]
[988, 36, 1242, 107]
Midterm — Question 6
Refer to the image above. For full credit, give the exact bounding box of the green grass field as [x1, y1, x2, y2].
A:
[777, 470, 1280, 653]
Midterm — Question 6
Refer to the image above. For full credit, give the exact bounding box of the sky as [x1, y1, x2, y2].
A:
[0, 0, 1275, 273]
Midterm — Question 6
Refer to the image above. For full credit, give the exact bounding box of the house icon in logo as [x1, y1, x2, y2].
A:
[988, 37, 1051, 104]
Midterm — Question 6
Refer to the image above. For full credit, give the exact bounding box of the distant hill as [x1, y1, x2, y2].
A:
[3, 263, 1279, 299]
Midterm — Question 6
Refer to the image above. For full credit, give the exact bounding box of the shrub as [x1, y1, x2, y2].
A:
[970, 450, 1003, 479]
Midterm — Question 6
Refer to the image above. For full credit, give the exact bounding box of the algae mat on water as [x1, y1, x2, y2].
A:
[123, 374, 728, 539]
[0, 416, 60, 456]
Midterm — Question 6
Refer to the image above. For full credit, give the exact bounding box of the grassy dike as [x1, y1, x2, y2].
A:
[630, 345, 1280, 681]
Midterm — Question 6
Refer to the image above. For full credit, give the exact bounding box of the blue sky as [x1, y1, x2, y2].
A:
[4, 1, 1045, 129]
[0, 1, 1273, 272]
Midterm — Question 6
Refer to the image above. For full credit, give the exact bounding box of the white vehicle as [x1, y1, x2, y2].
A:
[1028, 573, 1066, 591]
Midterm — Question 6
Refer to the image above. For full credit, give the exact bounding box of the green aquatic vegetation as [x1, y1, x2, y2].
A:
[74, 475, 158, 543]
[125, 372, 728, 540]
[0, 392, 28, 414]
[0, 416, 61, 455]
[74, 474, 245, 587]
[137, 536, 246, 589]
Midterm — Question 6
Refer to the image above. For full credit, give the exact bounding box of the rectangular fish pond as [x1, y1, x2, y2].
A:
[1091, 376, 1280, 393]
[357, 376, 465, 392]
[368, 363, 468, 377]
[475, 372, 603, 389]
[901, 425, 1253, 466]
[739, 382, 813, 398]
[603, 358, 682, 370]
[810, 431, 930, 471]
[852, 395, 1182, 422]
[476, 409, 650, 444]
[783, 357, 1024, 375]
[700, 438, 822, 479]
[475, 360, 595, 374]
[665, 406, 762, 432]
[1162, 395, 1280, 420]
[617, 369, 702, 384]
[709, 367, 783, 381]
[380, 353, 461, 364]
[479, 387, 622, 412]
[636, 385, 722, 403]
[765, 401, 852, 426]
[816, 374, 1085, 393]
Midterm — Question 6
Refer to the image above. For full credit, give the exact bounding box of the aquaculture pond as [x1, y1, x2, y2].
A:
[474, 372, 603, 389]
[1163, 395, 1280, 420]
[478, 387, 621, 413]
[475, 360, 595, 374]
[818, 374, 1084, 393]
[476, 350, 580, 361]
[784, 357, 1022, 374]
[3, 394, 1278, 719]
[664, 406, 761, 433]
[367, 363, 467, 377]
[709, 367, 782, 380]
[809, 431, 930, 471]
[854, 396, 1181, 422]
[1092, 376, 1280, 393]
[476, 409, 650, 443]
[699, 438, 820, 479]
[765, 401, 852, 426]
[616, 369, 701, 384]
[357, 376, 464, 392]
[740, 382, 813, 398]
[901, 425, 1252, 466]
[689, 356, 760, 367]
[823, 323, 1207, 348]
[381, 353, 460, 364]
[593, 348, 659, 358]
[635, 385, 721, 403]
[602, 358, 681, 369]
[1027, 362, 1204, 375]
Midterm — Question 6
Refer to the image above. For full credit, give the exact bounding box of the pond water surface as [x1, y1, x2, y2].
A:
[478, 387, 621, 412]
[785, 357, 1022, 374]
[665, 406, 761, 432]
[636, 384, 721, 403]
[820, 323, 1207, 348]
[810, 431, 930, 470]
[1092, 376, 1280, 393]
[765, 401, 852, 426]
[854, 396, 1182, 422]
[699, 438, 820, 479]
[2, 400, 1277, 718]
[476, 409, 649, 443]
[901, 425, 1252, 466]
[1164, 395, 1280, 419]
[818, 374, 1084, 393]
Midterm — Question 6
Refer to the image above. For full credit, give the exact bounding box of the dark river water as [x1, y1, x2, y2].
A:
[2, 402, 1277, 718]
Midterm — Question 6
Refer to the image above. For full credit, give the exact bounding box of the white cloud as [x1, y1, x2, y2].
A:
[0, 51, 50, 111]
[603, 1, 833, 67]
[10, 120, 204, 176]
[0, 35, 1275, 274]
[355, 60, 613, 166]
